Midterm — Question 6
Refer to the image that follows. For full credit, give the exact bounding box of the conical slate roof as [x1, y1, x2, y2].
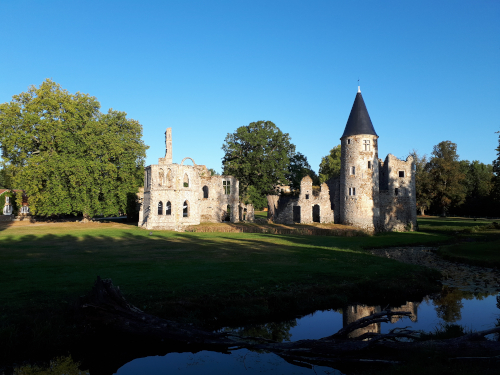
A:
[341, 91, 377, 138]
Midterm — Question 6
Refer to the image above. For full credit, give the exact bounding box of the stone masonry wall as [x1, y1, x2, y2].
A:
[378, 154, 417, 231]
[274, 177, 334, 224]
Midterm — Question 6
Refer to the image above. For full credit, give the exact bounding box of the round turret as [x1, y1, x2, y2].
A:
[339, 90, 380, 231]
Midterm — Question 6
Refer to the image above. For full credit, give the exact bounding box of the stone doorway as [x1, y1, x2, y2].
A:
[313, 205, 320, 223]
[293, 206, 301, 223]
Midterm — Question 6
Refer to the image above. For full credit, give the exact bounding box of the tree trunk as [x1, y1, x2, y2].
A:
[420, 207, 425, 216]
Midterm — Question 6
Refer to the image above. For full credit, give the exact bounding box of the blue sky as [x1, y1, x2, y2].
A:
[1, 0, 499, 173]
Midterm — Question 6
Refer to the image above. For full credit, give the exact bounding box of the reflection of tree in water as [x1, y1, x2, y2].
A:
[432, 286, 495, 323]
[223, 319, 298, 342]
[432, 286, 464, 322]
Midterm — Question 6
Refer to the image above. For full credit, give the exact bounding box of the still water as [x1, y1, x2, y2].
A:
[114, 287, 500, 374]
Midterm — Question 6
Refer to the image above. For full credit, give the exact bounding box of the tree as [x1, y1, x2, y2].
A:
[318, 145, 341, 184]
[286, 152, 319, 191]
[427, 141, 466, 216]
[208, 168, 219, 176]
[221, 121, 295, 215]
[0, 79, 148, 218]
[492, 131, 500, 204]
[222, 120, 295, 195]
[456, 160, 494, 216]
[410, 150, 433, 216]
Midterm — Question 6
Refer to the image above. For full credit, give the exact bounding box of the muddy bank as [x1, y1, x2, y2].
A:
[370, 246, 500, 294]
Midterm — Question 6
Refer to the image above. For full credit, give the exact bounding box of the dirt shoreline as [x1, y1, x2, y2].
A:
[370, 246, 500, 294]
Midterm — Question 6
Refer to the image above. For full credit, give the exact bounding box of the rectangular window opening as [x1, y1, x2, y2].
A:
[349, 187, 356, 196]
[363, 140, 371, 151]
[368, 161, 372, 169]
[395, 188, 399, 196]
[351, 166, 355, 175]
[399, 171, 405, 178]
[223, 180, 231, 195]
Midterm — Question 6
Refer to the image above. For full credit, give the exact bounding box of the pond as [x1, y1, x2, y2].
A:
[113, 247, 500, 375]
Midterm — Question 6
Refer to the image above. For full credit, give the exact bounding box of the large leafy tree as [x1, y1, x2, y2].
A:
[222, 121, 295, 213]
[456, 160, 494, 216]
[427, 141, 466, 215]
[410, 150, 433, 216]
[492, 131, 500, 204]
[286, 152, 319, 191]
[318, 145, 341, 184]
[0, 79, 148, 217]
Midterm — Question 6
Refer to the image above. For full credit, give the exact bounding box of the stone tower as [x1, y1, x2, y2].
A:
[339, 87, 380, 231]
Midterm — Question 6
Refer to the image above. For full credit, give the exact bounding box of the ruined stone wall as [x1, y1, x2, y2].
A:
[326, 177, 340, 223]
[378, 154, 417, 231]
[274, 177, 334, 224]
[198, 175, 240, 223]
[339, 134, 380, 231]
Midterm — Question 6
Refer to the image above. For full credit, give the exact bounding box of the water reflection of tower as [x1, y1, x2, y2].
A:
[343, 305, 381, 338]
[343, 302, 419, 338]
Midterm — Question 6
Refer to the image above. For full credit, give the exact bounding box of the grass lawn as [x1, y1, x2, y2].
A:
[418, 216, 500, 267]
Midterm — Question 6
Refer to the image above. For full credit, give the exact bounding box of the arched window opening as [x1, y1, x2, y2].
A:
[183, 200, 189, 217]
[158, 169, 164, 186]
[166, 201, 171, 215]
[166, 169, 172, 188]
[313, 205, 320, 223]
[225, 204, 231, 221]
[203, 185, 209, 199]
[158, 201, 163, 215]
[184, 174, 189, 188]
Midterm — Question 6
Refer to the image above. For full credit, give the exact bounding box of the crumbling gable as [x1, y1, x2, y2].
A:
[273, 176, 334, 225]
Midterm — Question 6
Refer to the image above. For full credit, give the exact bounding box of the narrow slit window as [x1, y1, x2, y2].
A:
[351, 166, 355, 175]
[349, 187, 356, 196]
[183, 200, 189, 217]
[395, 188, 399, 196]
[347, 139, 351, 145]
[203, 186, 209, 199]
[158, 201, 163, 215]
[166, 201, 171, 215]
[368, 161, 372, 169]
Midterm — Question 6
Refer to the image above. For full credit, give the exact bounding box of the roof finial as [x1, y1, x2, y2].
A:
[358, 78, 361, 93]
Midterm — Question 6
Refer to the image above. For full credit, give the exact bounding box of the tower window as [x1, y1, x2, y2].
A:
[349, 187, 356, 196]
[399, 171, 405, 178]
[158, 201, 163, 215]
[166, 201, 171, 215]
[202, 185, 209, 199]
[368, 161, 372, 169]
[183, 200, 189, 217]
[363, 140, 370, 151]
[183, 173, 189, 187]
[305, 194, 309, 199]
[395, 188, 399, 196]
[351, 166, 355, 175]
[223, 180, 231, 195]
[347, 139, 352, 145]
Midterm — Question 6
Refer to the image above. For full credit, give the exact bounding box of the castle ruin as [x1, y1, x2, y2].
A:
[138, 128, 254, 231]
[274, 88, 417, 232]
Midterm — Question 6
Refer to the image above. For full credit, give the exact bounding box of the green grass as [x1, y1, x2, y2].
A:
[418, 216, 500, 267]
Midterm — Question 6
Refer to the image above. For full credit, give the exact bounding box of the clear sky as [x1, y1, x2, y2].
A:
[1, 0, 499, 173]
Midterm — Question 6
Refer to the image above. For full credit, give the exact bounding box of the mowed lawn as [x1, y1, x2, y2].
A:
[0, 221, 447, 315]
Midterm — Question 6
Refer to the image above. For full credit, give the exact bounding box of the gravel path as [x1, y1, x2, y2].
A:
[370, 247, 500, 294]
